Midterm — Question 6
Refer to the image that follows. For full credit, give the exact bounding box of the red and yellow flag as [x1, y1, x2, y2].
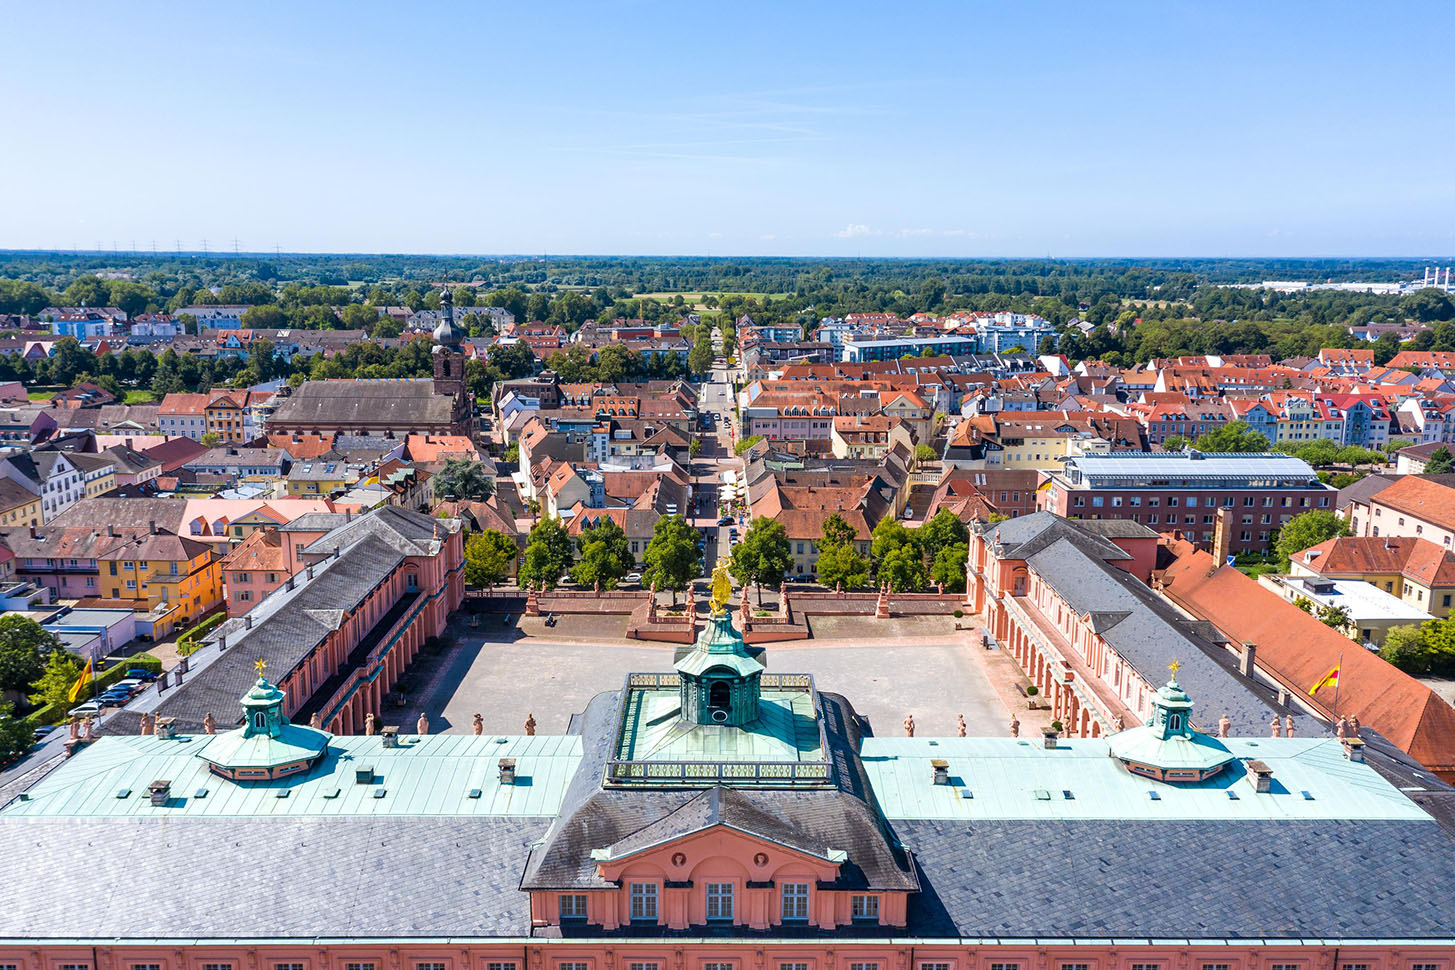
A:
[67, 659, 93, 702]
[1310, 665, 1340, 695]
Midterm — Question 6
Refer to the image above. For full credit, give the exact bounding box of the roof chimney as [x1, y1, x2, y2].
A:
[1342, 737, 1366, 763]
[148, 519, 156, 534]
[155, 717, 177, 740]
[931, 758, 950, 785]
[381, 726, 400, 748]
[148, 779, 172, 805]
[1248, 759, 1273, 793]
[498, 758, 517, 784]
[1239, 642, 1257, 678]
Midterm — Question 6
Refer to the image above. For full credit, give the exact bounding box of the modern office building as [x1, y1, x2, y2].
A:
[1038, 450, 1334, 554]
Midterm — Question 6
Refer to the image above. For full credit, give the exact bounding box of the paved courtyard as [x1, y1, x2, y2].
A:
[390, 616, 1015, 739]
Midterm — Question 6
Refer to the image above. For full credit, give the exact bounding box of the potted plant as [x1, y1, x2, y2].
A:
[1025, 684, 1039, 709]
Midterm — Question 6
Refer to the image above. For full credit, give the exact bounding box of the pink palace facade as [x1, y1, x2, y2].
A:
[3, 581, 1455, 970]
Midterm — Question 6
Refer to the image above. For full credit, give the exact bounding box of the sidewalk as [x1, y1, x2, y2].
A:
[958, 616, 1055, 737]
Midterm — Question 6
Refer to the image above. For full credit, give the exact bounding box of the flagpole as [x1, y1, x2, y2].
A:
[1332, 648, 1342, 719]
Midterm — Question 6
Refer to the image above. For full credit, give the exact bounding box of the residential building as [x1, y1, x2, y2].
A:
[158, 392, 213, 440]
[96, 528, 223, 633]
[0, 450, 85, 522]
[1256, 572, 1432, 645]
[1038, 450, 1334, 554]
[1289, 534, 1455, 618]
[219, 529, 293, 615]
[0, 477, 42, 527]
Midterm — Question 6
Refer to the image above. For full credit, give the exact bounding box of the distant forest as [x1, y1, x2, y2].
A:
[2, 252, 1455, 377]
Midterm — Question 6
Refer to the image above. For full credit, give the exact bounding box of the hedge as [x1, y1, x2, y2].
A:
[176, 612, 225, 657]
[22, 653, 163, 728]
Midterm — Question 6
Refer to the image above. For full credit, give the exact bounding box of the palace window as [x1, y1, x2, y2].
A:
[629, 882, 658, 921]
[921, 963, 951, 970]
[1131, 964, 1160, 970]
[559, 893, 588, 919]
[1062, 964, 1090, 970]
[1410, 964, 1439, 970]
[1342, 965, 1371, 970]
[781, 964, 810, 970]
[132, 965, 161, 970]
[344, 963, 375, 970]
[628, 963, 659, 970]
[486, 963, 516, 970]
[204, 964, 234, 970]
[851, 894, 880, 920]
[560, 964, 589, 970]
[417, 966, 445, 970]
[706, 882, 734, 921]
[704, 964, 734, 970]
[60, 964, 89, 970]
[849, 963, 879, 970]
[781, 881, 809, 920]
[1201, 964, 1231, 970]
[1269, 965, 1299, 970]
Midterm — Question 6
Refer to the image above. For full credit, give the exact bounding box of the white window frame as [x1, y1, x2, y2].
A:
[705, 881, 734, 921]
[629, 882, 658, 921]
[780, 881, 809, 921]
[851, 894, 880, 920]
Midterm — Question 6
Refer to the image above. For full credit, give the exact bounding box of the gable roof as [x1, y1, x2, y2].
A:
[1158, 542, 1455, 774]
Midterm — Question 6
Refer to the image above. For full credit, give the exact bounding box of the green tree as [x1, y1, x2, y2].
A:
[641, 514, 701, 605]
[0, 703, 33, 764]
[1384, 437, 1416, 455]
[0, 615, 63, 695]
[930, 541, 969, 593]
[689, 436, 703, 458]
[688, 327, 714, 376]
[816, 541, 870, 590]
[821, 513, 858, 550]
[914, 443, 938, 463]
[1371, 331, 1402, 366]
[1401, 288, 1455, 323]
[516, 517, 573, 591]
[1162, 434, 1188, 452]
[879, 544, 927, 592]
[1426, 445, 1454, 475]
[31, 651, 83, 710]
[871, 517, 918, 562]
[730, 517, 792, 603]
[918, 509, 969, 562]
[1274, 510, 1351, 563]
[464, 530, 518, 589]
[432, 458, 495, 501]
[200, 432, 222, 447]
[1317, 604, 1352, 630]
[1379, 624, 1433, 674]
[1193, 420, 1270, 453]
[571, 517, 633, 590]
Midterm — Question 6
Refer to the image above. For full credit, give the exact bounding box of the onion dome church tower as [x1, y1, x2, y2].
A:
[674, 562, 764, 726]
[432, 288, 469, 422]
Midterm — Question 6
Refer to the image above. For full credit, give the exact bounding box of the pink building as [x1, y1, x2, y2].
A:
[4, 593, 1454, 970]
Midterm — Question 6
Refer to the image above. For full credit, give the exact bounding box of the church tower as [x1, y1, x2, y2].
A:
[432, 288, 469, 425]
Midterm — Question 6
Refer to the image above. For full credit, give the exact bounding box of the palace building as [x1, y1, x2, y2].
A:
[3, 575, 1455, 970]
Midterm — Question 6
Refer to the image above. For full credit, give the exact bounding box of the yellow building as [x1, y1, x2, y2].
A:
[99, 531, 223, 636]
[70, 452, 117, 500]
[286, 457, 363, 496]
[0, 479, 42, 528]
[1288, 534, 1455, 619]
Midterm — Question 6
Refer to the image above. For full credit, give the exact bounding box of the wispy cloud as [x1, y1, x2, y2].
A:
[837, 224, 875, 239]
[836, 224, 974, 239]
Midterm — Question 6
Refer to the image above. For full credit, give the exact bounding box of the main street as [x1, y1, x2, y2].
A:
[689, 363, 743, 566]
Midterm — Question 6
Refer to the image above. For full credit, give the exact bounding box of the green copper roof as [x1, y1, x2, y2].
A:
[1105, 675, 1235, 774]
[674, 613, 764, 678]
[3, 733, 582, 819]
[615, 687, 821, 763]
[859, 736, 1432, 822]
[198, 676, 332, 773]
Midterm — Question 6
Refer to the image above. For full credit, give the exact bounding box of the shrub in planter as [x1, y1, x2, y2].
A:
[953, 609, 964, 618]
[1051, 720, 1064, 733]
[1024, 683, 1039, 709]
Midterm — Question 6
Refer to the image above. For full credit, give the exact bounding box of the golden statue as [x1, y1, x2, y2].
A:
[1168, 659, 1181, 681]
[254, 658, 269, 678]
[709, 558, 734, 616]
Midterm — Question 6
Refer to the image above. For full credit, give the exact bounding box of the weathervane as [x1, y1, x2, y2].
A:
[1168, 659, 1181, 681]
[254, 658, 269, 678]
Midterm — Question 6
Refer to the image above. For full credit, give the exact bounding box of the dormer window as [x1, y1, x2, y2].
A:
[851, 894, 880, 921]
[781, 881, 809, 921]
[629, 882, 658, 921]
[558, 893, 587, 920]
[706, 882, 734, 921]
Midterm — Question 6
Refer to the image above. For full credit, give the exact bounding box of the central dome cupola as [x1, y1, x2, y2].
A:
[198, 662, 332, 781]
[674, 562, 764, 726]
[1106, 662, 1235, 783]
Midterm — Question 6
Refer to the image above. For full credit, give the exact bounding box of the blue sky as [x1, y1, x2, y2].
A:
[2, 1, 1452, 257]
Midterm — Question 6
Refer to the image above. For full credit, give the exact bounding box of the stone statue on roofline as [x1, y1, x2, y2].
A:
[524, 712, 536, 736]
[416, 712, 429, 736]
[1217, 714, 1230, 738]
[957, 713, 967, 737]
[903, 713, 916, 737]
[472, 713, 484, 736]
[203, 712, 216, 735]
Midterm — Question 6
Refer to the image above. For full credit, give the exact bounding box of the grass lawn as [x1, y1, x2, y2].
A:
[122, 390, 157, 404]
[1235, 559, 1284, 580]
[26, 391, 54, 401]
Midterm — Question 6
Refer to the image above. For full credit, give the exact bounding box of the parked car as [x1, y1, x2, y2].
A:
[717, 515, 734, 525]
[111, 678, 144, 692]
[67, 702, 103, 718]
[125, 668, 157, 681]
[624, 572, 643, 584]
[32, 725, 57, 742]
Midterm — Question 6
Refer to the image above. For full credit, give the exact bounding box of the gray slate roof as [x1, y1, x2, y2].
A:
[0, 816, 548, 940]
[898, 817, 1455, 940]
[270, 379, 457, 427]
